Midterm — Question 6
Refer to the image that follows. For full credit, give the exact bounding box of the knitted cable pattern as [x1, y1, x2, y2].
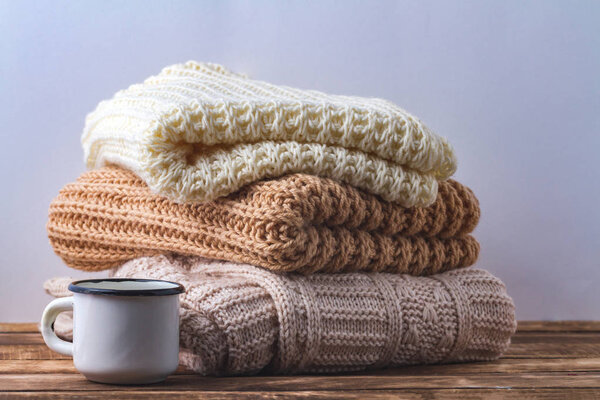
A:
[82, 61, 457, 207]
[47, 167, 480, 274]
[45, 255, 516, 376]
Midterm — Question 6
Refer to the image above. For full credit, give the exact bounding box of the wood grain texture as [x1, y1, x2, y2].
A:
[0, 333, 45, 345]
[0, 360, 194, 374]
[4, 321, 600, 333]
[517, 321, 600, 332]
[3, 372, 600, 391]
[0, 345, 70, 360]
[1, 389, 600, 399]
[0, 324, 38, 333]
[0, 321, 598, 399]
[0, 357, 590, 375]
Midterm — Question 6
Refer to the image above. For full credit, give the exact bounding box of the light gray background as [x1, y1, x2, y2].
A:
[1, 0, 599, 321]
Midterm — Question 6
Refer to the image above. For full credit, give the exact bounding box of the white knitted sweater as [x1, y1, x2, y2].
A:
[82, 62, 456, 206]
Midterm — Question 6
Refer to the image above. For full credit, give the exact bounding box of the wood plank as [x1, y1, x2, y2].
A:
[0, 372, 599, 392]
[0, 345, 70, 360]
[0, 333, 45, 345]
[1, 389, 599, 399]
[3, 331, 598, 360]
[0, 360, 194, 375]
[0, 360, 76, 374]
[372, 358, 600, 374]
[4, 357, 598, 376]
[10, 341, 596, 362]
[511, 333, 600, 343]
[3, 321, 600, 334]
[0, 357, 599, 375]
[518, 321, 600, 332]
[0, 392, 401, 400]
[1, 334, 599, 363]
[505, 332, 600, 358]
[0, 324, 38, 333]
[504, 342, 600, 358]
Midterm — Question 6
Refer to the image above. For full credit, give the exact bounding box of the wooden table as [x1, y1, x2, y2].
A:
[0, 321, 599, 399]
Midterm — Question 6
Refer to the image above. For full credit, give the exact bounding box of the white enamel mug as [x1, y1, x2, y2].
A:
[41, 278, 185, 384]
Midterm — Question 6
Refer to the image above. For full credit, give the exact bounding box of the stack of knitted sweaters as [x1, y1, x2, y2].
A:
[44, 61, 516, 375]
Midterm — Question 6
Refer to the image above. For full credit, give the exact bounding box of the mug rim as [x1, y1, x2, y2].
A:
[68, 278, 185, 297]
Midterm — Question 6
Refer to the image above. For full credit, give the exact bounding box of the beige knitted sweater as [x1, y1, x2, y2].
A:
[45, 255, 516, 376]
[82, 61, 456, 207]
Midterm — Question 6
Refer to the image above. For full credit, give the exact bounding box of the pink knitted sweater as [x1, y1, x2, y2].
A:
[45, 255, 516, 375]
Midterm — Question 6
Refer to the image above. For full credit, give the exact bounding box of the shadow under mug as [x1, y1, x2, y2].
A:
[41, 278, 185, 384]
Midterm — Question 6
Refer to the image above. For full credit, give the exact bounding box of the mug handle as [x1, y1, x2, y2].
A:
[40, 297, 73, 356]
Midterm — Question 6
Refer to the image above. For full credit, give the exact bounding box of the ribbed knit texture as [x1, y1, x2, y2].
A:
[47, 167, 480, 273]
[45, 255, 516, 376]
[82, 61, 457, 207]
